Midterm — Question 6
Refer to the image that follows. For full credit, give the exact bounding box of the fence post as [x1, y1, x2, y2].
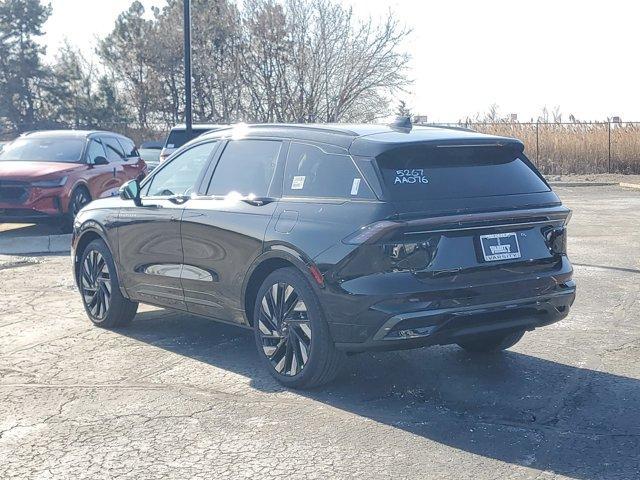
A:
[608, 121, 612, 173]
[536, 121, 539, 164]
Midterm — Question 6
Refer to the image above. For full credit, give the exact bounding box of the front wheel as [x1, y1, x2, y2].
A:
[253, 267, 342, 389]
[457, 330, 525, 353]
[62, 187, 91, 232]
[78, 239, 138, 328]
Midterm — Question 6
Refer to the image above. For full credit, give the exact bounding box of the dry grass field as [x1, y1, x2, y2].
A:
[467, 122, 640, 174]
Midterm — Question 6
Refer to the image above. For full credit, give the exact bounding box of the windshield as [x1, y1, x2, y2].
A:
[0, 137, 85, 163]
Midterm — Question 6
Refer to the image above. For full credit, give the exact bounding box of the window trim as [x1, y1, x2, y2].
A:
[140, 140, 220, 199]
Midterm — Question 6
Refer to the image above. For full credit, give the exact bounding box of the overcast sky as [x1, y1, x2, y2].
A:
[44, 0, 640, 122]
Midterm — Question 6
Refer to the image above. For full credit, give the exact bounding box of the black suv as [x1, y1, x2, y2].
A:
[72, 123, 575, 388]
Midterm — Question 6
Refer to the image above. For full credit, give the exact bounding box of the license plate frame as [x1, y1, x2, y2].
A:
[479, 232, 521, 261]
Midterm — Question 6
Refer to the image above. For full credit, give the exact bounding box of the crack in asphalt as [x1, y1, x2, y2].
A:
[573, 263, 640, 274]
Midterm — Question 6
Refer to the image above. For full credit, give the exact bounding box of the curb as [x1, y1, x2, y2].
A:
[0, 234, 72, 255]
[0, 255, 41, 270]
[619, 182, 640, 190]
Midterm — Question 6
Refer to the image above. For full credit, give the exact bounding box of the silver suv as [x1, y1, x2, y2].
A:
[159, 124, 226, 163]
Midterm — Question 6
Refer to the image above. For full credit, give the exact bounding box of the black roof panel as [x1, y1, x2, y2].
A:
[198, 123, 523, 156]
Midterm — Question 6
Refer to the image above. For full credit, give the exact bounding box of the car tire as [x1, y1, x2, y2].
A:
[253, 267, 343, 389]
[62, 187, 91, 233]
[456, 330, 525, 353]
[78, 239, 138, 328]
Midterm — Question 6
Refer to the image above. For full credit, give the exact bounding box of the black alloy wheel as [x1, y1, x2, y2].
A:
[257, 282, 313, 376]
[70, 188, 91, 217]
[62, 187, 91, 232]
[78, 239, 138, 328]
[80, 249, 111, 320]
[253, 267, 342, 389]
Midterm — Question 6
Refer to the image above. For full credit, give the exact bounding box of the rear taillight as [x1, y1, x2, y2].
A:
[563, 209, 572, 226]
[342, 221, 400, 245]
[308, 264, 324, 287]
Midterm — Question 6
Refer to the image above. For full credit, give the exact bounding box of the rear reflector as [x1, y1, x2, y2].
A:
[309, 264, 324, 286]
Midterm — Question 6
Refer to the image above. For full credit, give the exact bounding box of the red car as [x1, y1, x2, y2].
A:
[0, 130, 147, 230]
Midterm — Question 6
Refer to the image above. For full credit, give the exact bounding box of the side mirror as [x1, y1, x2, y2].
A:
[91, 156, 109, 166]
[119, 179, 142, 206]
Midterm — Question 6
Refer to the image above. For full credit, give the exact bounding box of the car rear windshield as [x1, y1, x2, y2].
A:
[376, 144, 549, 201]
[164, 128, 212, 149]
[0, 137, 85, 163]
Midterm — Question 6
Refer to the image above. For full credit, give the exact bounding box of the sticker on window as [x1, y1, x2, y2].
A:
[394, 169, 428, 185]
[291, 176, 305, 190]
[350, 178, 361, 195]
[167, 144, 174, 148]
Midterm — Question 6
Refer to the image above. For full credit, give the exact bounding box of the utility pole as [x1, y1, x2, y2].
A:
[183, 0, 193, 135]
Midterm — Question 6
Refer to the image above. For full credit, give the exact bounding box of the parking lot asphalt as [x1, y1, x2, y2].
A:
[0, 186, 639, 480]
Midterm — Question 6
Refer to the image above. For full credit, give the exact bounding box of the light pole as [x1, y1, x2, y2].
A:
[183, 0, 192, 135]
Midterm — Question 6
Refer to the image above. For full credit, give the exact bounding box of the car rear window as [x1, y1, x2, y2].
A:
[377, 144, 549, 201]
[164, 128, 212, 149]
[284, 142, 375, 199]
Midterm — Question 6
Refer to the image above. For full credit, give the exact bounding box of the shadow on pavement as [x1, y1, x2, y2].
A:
[121, 309, 640, 479]
[0, 221, 62, 237]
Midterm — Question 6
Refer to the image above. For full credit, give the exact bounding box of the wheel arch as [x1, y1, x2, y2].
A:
[73, 225, 116, 288]
[242, 246, 320, 326]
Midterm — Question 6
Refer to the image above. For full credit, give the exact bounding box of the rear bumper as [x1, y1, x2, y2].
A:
[330, 279, 576, 352]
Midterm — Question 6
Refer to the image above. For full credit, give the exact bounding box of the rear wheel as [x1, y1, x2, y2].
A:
[79, 239, 138, 328]
[457, 330, 525, 353]
[253, 267, 342, 389]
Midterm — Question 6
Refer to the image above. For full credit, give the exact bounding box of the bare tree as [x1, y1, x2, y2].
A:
[7, 0, 412, 134]
[98, 1, 159, 129]
[278, 0, 412, 122]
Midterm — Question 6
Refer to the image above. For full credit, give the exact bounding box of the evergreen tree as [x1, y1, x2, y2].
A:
[0, 0, 52, 132]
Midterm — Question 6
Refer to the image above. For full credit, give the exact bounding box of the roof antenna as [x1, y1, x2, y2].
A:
[389, 115, 412, 132]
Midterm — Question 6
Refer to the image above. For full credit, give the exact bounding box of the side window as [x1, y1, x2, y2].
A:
[143, 142, 216, 197]
[117, 138, 138, 158]
[284, 143, 375, 199]
[85, 139, 106, 163]
[207, 140, 281, 197]
[102, 137, 126, 162]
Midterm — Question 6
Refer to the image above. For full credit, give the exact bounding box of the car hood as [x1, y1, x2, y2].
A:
[0, 161, 83, 180]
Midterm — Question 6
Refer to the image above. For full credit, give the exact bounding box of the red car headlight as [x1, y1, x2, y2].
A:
[32, 176, 68, 188]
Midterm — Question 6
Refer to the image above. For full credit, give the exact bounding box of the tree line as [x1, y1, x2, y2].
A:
[0, 0, 411, 139]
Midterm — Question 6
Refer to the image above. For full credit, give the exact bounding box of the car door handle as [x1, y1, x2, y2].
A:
[168, 195, 190, 205]
[241, 197, 277, 206]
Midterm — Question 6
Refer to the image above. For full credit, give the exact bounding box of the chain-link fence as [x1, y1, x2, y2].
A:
[4, 120, 640, 175]
[427, 121, 640, 175]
